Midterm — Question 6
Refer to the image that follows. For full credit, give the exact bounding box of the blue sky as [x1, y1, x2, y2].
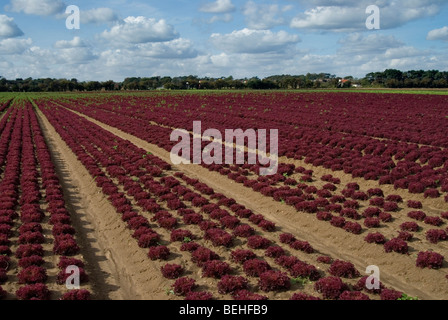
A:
[0, 0, 447, 81]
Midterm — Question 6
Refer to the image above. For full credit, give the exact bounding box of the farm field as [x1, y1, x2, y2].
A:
[0, 91, 447, 301]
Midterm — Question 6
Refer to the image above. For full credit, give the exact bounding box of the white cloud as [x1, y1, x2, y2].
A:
[7, 0, 65, 16]
[101, 16, 179, 44]
[0, 15, 24, 38]
[56, 47, 97, 64]
[338, 33, 404, 55]
[0, 38, 31, 54]
[211, 28, 300, 54]
[81, 8, 119, 24]
[207, 13, 233, 24]
[200, 0, 235, 13]
[243, 1, 292, 30]
[135, 38, 198, 59]
[290, 6, 365, 32]
[54, 36, 87, 49]
[291, 0, 444, 32]
[427, 26, 448, 41]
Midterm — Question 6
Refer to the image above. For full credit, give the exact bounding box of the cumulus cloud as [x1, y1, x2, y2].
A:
[337, 33, 404, 55]
[54, 36, 87, 49]
[7, 0, 66, 16]
[243, 1, 292, 30]
[200, 0, 235, 13]
[0, 15, 24, 38]
[0, 38, 31, 54]
[207, 13, 233, 24]
[291, 0, 444, 32]
[211, 28, 300, 54]
[427, 26, 448, 41]
[135, 38, 198, 59]
[81, 8, 119, 24]
[101, 16, 179, 44]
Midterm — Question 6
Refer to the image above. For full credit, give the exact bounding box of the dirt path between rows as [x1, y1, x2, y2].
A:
[65, 108, 448, 300]
[35, 107, 179, 300]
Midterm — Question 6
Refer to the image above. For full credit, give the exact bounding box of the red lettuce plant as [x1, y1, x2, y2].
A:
[339, 208, 361, 220]
[384, 238, 409, 254]
[407, 200, 422, 209]
[258, 220, 276, 232]
[379, 212, 393, 223]
[53, 235, 80, 255]
[232, 224, 255, 238]
[138, 232, 160, 248]
[290, 262, 321, 281]
[18, 255, 45, 268]
[400, 221, 420, 232]
[329, 260, 360, 279]
[0, 256, 10, 270]
[364, 232, 386, 244]
[17, 266, 47, 284]
[148, 246, 171, 261]
[416, 251, 444, 269]
[16, 244, 44, 258]
[424, 188, 440, 198]
[247, 235, 271, 249]
[231, 249, 257, 264]
[265, 246, 285, 258]
[426, 229, 448, 244]
[424, 216, 443, 226]
[18, 231, 45, 244]
[191, 247, 220, 266]
[60, 289, 91, 300]
[258, 270, 291, 292]
[170, 229, 194, 242]
[386, 195, 403, 203]
[314, 276, 349, 300]
[243, 259, 271, 277]
[202, 260, 231, 279]
[57, 267, 88, 285]
[380, 288, 403, 300]
[180, 241, 200, 252]
[339, 291, 370, 300]
[218, 275, 249, 294]
[204, 228, 234, 248]
[353, 276, 385, 294]
[317, 211, 333, 221]
[330, 216, 346, 228]
[408, 211, 426, 221]
[290, 293, 320, 300]
[363, 207, 381, 218]
[317, 256, 333, 264]
[275, 255, 300, 269]
[161, 264, 184, 279]
[344, 222, 362, 235]
[58, 257, 85, 269]
[383, 202, 399, 212]
[279, 233, 296, 244]
[397, 231, 413, 241]
[364, 217, 380, 228]
[172, 277, 197, 296]
[289, 240, 314, 254]
[16, 283, 51, 300]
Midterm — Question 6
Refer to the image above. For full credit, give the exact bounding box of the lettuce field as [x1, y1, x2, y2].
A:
[0, 91, 447, 300]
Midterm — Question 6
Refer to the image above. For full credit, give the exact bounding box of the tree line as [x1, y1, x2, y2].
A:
[0, 69, 447, 92]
